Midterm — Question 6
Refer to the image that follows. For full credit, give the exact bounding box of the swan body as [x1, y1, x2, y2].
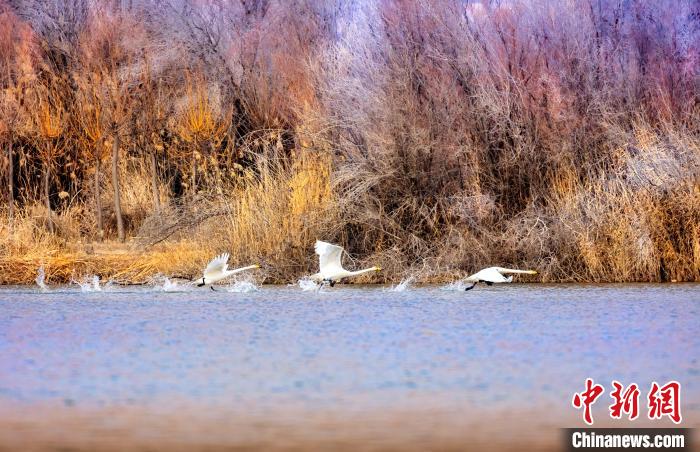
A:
[197, 253, 260, 287]
[463, 267, 537, 291]
[309, 241, 381, 286]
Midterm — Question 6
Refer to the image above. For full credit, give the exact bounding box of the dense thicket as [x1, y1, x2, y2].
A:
[0, 0, 698, 283]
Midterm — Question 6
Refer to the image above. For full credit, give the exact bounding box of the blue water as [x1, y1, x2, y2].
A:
[0, 284, 699, 419]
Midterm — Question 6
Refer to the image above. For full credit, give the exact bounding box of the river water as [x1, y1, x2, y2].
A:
[0, 283, 698, 450]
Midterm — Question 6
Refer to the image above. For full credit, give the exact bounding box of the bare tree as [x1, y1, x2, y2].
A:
[134, 53, 171, 214]
[77, 9, 145, 242]
[34, 87, 64, 233]
[75, 72, 110, 239]
[0, 3, 38, 223]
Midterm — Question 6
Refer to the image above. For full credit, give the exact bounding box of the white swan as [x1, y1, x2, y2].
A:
[463, 267, 537, 291]
[196, 253, 260, 288]
[309, 241, 381, 286]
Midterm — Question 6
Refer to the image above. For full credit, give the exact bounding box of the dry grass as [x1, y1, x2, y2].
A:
[0, 148, 342, 285]
[0, 1, 698, 285]
[0, 126, 697, 285]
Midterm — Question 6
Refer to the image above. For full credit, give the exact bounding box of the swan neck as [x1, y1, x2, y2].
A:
[229, 265, 259, 275]
[496, 267, 536, 275]
[350, 267, 379, 277]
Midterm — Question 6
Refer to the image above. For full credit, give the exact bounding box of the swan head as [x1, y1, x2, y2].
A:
[254, 264, 262, 269]
[374, 266, 382, 272]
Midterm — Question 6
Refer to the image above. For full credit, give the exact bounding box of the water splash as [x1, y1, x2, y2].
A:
[226, 279, 260, 293]
[35, 266, 49, 292]
[385, 276, 414, 292]
[297, 278, 320, 291]
[160, 277, 185, 292]
[441, 280, 471, 291]
[149, 275, 191, 292]
[84, 275, 102, 292]
[73, 275, 103, 293]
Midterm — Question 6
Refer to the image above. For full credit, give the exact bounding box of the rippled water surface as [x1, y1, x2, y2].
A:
[0, 283, 699, 448]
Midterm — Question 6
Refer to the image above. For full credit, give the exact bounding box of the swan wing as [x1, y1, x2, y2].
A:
[204, 253, 229, 278]
[315, 241, 345, 273]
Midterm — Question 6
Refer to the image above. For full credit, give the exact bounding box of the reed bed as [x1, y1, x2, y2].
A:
[0, 1, 698, 285]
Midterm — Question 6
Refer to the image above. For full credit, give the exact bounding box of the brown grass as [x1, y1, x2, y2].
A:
[0, 0, 698, 285]
[0, 148, 340, 285]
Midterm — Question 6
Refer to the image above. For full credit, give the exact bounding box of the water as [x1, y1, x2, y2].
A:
[72, 274, 109, 292]
[385, 276, 414, 292]
[298, 278, 320, 291]
[0, 284, 698, 448]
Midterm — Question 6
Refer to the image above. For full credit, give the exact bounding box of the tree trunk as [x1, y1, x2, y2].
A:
[191, 137, 198, 197]
[112, 134, 125, 242]
[149, 149, 161, 214]
[43, 161, 54, 234]
[7, 141, 13, 223]
[94, 158, 103, 241]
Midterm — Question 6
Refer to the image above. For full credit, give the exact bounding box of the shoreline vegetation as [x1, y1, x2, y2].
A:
[1, 1, 698, 285]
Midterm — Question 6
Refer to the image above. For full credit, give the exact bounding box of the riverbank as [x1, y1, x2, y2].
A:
[0, 235, 697, 286]
[2, 241, 697, 286]
[0, 239, 217, 286]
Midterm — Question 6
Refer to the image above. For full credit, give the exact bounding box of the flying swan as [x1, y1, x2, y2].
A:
[309, 241, 381, 286]
[197, 253, 260, 288]
[463, 267, 537, 291]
